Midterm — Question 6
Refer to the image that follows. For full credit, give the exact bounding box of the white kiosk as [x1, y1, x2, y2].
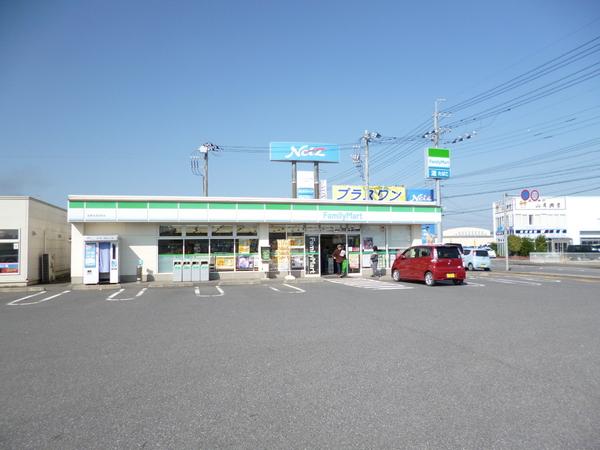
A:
[83, 235, 119, 284]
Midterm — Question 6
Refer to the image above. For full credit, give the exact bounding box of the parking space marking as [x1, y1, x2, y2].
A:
[485, 277, 542, 286]
[194, 286, 224, 297]
[283, 283, 305, 293]
[268, 284, 306, 294]
[326, 278, 414, 290]
[464, 281, 485, 287]
[106, 287, 148, 301]
[6, 291, 45, 305]
[8, 290, 70, 306]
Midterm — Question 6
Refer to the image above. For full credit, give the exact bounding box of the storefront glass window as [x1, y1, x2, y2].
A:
[211, 239, 235, 271]
[236, 238, 259, 271]
[212, 225, 234, 236]
[0, 229, 18, 240]
[185, 239, 209, 259]
[236, 225, 257, 236]
[158, 239, 183, 272]
[186, 225, 208, 236]
[0, 242, 19, 274]
[159, 225, 183, 236]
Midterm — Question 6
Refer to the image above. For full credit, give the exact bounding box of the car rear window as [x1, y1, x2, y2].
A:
[475, 250, 488, 257]
[436, 247, 460, 259]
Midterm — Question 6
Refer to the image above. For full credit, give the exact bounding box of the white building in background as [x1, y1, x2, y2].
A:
[492, 195, 600, 252]
[443, 227, 494, 247]
[0, 197, 71, 286]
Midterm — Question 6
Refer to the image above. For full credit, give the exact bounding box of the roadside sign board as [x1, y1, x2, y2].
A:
[425, 148, 450, 179]
[270, 142, 340, 163]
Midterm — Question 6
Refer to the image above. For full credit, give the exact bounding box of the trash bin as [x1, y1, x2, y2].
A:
[182, 260, 192, 282]
[191, 260, 200, 282]
[200, 261, 209, 281]
[172, 260, 182, 282]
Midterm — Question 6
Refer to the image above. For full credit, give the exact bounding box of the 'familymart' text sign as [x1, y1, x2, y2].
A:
[425, 147, 450, 179]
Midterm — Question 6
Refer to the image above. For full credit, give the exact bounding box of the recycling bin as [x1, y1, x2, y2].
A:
[172, 260, 182, 282]
[200, 261, 210, 282]
[182, 260, 192, 282]
[191, 260, 201, 282]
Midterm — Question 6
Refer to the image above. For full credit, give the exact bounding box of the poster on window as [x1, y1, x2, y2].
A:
[0, 262, 19, 273]
[237, 255, 254, 270]
[291, 255, 304, 270]
[349, 253, 360, 269]
[238, 239, 251, 254]
[215, 256, 235, 270]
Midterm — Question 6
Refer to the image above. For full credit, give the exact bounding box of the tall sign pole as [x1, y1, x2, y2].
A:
[313, 162, 320, 199]
[432, 98, 446, 244]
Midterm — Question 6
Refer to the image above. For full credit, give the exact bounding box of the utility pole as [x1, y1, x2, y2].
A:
[362, 130, 381, 200]
[190, 142, 221, 196]
[433, 98, 446, 244]
[504, 193, 510, 271]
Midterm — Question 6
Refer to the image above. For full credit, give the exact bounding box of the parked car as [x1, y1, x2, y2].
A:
[479, 246, 496, 258]
[463, 248, 491, 271]
[391, 245, 466, 286]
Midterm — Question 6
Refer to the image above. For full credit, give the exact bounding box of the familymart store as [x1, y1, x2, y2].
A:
[68, 195, 440, 284]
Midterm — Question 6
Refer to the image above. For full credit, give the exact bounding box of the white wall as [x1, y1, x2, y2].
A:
[0, 198, 28, 284]
[565, 197, 600, 244]
[71, 222, 158, 282]
[27, 199, 70, 282]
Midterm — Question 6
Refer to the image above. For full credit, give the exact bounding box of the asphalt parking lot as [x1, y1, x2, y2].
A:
[1, 272, 599, 449]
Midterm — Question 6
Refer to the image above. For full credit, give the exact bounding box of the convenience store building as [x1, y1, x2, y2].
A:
[68, 195, 441, 284]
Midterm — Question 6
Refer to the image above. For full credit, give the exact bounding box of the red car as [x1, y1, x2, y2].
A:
[391, 245, 466, 286]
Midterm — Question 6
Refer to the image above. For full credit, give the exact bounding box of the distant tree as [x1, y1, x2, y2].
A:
[490, 242, 498, 252]
[519, 237, 535, 256]
[507, 235, 522, 256]
[534, 235, 548, 252]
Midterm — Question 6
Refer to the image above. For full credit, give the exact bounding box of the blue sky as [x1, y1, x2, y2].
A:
[1, 0, 599, 229]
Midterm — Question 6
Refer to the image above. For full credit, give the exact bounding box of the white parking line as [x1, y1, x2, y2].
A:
[282, 283, 305, 293]
[106, 288, 148, 301]
[194, 286, 224, 297]
[326, 278, 414, 290]
[8, 290, 70, 306]
[486, 278, 542, 286]
[269, 286, 280, 292]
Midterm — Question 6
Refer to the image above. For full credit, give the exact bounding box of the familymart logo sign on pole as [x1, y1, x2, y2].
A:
[425, 147, 451, 179]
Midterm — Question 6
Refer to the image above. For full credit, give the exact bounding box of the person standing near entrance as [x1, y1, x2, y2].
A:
[332, 243, 346, 276]
[370, 245, 379, 277]
[340, 245, 348, 277]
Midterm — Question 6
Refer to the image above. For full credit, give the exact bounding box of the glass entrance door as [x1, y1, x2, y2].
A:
[347, 234, 361, 274]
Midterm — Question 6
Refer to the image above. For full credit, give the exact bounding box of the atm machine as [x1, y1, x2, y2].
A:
[83, 235, 119, 284]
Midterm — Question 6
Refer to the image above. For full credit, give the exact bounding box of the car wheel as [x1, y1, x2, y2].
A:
[484, 268, 491, 271]
[424, 271, 435, 286]
[392, 269, 401, 282]
[453, 279, 464, 285]
[468, 263, 474, 271]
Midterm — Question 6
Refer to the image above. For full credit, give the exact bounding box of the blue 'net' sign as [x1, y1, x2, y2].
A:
[270, 142, 340, 163]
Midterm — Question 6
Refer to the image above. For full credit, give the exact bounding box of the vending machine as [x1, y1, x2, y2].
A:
[83, 235, 119, 284]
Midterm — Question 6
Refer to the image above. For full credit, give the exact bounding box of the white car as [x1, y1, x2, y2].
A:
[483, 247, 497, 258]
[462, 248, 491, 271]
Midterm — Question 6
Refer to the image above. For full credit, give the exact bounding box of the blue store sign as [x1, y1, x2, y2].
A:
[407, 188, 435, 202]
[270, 142, 340, 163]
